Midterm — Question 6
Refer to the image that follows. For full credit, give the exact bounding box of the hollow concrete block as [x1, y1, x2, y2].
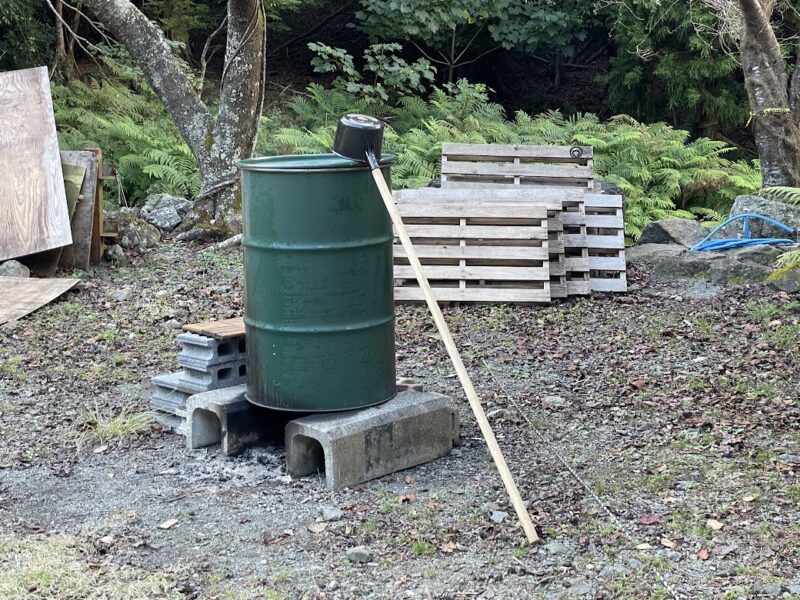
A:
[286, 390, 459, 490]
[185, 385, 260, 456]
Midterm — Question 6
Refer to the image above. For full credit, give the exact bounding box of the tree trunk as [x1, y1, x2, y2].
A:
[83, 0, 265, 237]
[738, 0, 800, 188]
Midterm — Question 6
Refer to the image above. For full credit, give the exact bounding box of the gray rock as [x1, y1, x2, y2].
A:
[709, 258, 772, 286]
[490, 510, 508, 524]
[110, 288, 131, 302]
[164, 319, 182, 330]
[599, 564, 630, 579]
[652, 252, 724, 280]
[731, 195, 800, 236]
[104, 244, 125, 263]
[544, 540, 570, 556]
[105, 209, 161, 249]
[567, 580, 593, 596]
[0, 260, 30, 277]
[142, 193, 193, 216]
[725, 244, 785, 266]
[778, 453, 800, 465]
[787, 584, 800, 595]
[751, 581, 782, 597]
[638, 218, 708, 248]
[449, 448, 462, 457]
[345, 546, 373, 563]
[625, 243, 684, 267]
[767, 262, 800, 293]
[144, 206, 182, 231]
[320, 505, 344, 522]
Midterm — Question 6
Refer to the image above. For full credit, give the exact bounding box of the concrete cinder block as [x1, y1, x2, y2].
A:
[286, 390, 459, 490]
[177, 332, 246, 370]
[150, 372, 193, 415]
[178, 359, 247, 393]
[185, 385, 262, 457]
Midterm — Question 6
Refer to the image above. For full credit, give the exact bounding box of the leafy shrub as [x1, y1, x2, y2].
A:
[53, 58, 199, 208]
[263, 80, 760, 241]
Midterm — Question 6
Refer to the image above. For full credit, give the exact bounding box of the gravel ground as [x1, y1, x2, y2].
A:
[0, 242, 798, 599]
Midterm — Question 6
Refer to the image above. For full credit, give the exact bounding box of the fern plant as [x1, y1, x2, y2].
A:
[761, 186, 800, 280]
[53, 75, 199, 207]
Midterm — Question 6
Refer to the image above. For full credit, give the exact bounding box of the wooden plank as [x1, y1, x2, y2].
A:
[586, 234, 625, 249]
[402, 224, 548, 240]
[0, 67, 72, 261]
[588, 256, 626, 271]
[589, 276, 628, 293]
[566, 280, 591, 296]
[395, 245, 548, 261]
[395, 286, 550, 303]
[565, 257, 590, 272]
[394, 187, 574, 207]
[395, 265, 549, 281]
[442, 161, 593, 180]
[585, 215, 624, 229]
[59, 150, 98, 270]
[183, 317, 245, 339]
[584, 194, 623, 208]
[442, 143, 593, 159]
[0, 277, 79, 324]
[89, 148, 104, 265]
[393, 202, 546, 220]
[560, 212, 587, 226]
[443, 179, 591, 190]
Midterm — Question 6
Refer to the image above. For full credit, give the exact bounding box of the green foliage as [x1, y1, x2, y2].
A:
[764, 186, 800, 280]
[0, 0, 54, 71]
[600, 0, 749, 135]
[265, 81, 757, 241]
[308, 42, 435, 102]
[53, 60, 199, 207]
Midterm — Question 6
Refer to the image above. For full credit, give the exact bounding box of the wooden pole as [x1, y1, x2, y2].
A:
[370, 167, 540, 544]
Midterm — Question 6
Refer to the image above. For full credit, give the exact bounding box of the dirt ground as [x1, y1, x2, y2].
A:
[1, 242, 798, 600]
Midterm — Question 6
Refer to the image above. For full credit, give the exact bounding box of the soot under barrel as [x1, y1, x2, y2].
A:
[237, 154, 397, 412]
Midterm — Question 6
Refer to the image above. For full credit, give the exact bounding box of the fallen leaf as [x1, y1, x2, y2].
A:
[660, 537, 679, 549]
[743, 495, 756, 502]
[638, 513, 663, 525]
[712, 545, 736, 557]
[307, 523, 327, 534]
[629, 379, 646, 390]
[404, 475, 415, 484]
[706, 519, 724, 531]
[344, 525, 353, 535]
[158, 518, 178, 530]
[399, 493, 417, 504]
[635, 543, 652, 550]
[93, 445, 108, 454]
[697, 549, 709, 560]
[440, 542, 456, 554]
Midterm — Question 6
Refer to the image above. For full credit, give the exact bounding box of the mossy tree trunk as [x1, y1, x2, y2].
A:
[83, 0, 266, 238]
[738, 0, 800, 188]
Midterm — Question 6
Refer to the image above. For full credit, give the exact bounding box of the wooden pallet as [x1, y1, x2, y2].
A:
[393, 196, 550, 303]
[441, 143, 595, 191]
[585, 194, 627, 292]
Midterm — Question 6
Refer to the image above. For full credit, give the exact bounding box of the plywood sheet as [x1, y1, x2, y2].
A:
[0, 66, 72, 261]
[0, 277, 79, 324]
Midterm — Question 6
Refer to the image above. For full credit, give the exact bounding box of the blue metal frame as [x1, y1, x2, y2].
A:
[690, 213, 796, 253]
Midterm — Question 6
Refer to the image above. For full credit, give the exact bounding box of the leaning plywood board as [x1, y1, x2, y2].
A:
[0, 277, 79, 324]
[585, 194, 627, 292]
[393, 197, 550, 303]
[441, 143, 595, 191]
[0, 66, 72, 261]
[59, 150, 98, 270]
[395, 187, 580, 298]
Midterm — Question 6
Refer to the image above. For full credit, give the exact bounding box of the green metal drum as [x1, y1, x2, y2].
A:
[237, 154, 396, 411]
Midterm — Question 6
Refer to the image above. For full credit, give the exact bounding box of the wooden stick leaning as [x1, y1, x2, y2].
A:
[370, 167, 540, 544]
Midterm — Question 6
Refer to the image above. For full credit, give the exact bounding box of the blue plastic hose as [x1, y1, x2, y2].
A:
[690, 213, 796, 253]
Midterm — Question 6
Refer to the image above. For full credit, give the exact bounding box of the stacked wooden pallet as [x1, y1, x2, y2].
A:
[393, 193, 551, 303]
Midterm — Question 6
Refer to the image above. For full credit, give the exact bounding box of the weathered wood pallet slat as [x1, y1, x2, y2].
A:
[584, 193, 627, 292]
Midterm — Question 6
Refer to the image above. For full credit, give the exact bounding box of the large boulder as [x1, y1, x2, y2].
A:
[730, 195, 800, 237]
[625, 244, 684, 268]
[0, 259, 30, 277]
[637, 218, 708, 248]
[141, 193, 193, 232]
[105, 208, 161, 249]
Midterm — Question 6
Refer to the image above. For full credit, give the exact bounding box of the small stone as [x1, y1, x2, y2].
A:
[449, 448, 462, 457]
[164, 319, 181, 329]
[567, 580, 593, 596]
[490, 510, 508, 524]
[111, 288, 131, 302]
[212, 284, 232, 294]
[787, 584, 800, 595]
[751, 581, 782, 597]
[599, 564, 629, 579]
[345, 546, 373, 563]
[0, 260, 30, 277]
[320, 505, 343, 522]
[326, 581, 340, 591]
[777, 453, 800, 465]
[104, 244, 125, 264]
[544, 540, 569, 556]
[98, 535, 114, 546]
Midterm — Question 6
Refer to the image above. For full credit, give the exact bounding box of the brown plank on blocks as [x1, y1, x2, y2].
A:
[0, 277, 79, 325]
[183, 317, 245, 339]
[393, 196, 550, 304]
[0, 67, 72, 261]
[59, 150, 98, 271]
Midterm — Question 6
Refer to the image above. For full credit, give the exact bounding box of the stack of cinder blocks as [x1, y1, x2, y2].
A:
[150, 332, 247, 431]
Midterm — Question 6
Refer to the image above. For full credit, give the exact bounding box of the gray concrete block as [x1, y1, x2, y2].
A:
[286, 390, 459, 490]
[185, 385, 262, 457]
[151, 371, 197, 395]
[150, 371, 193, 415]
[179, 359, 247, 393]
[177, 332, 246, 369]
